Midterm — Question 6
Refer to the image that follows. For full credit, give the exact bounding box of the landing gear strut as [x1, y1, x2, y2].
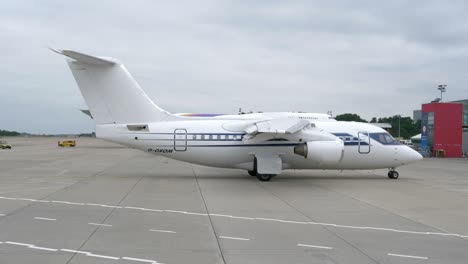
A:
[388, 169, 399, 179]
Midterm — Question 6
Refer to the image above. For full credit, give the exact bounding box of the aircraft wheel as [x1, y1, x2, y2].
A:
[248, 170, 257, 176]
[256, 174, 273, 182]
[388, 171, 399, 179]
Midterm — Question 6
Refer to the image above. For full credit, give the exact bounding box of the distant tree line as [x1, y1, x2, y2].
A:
[0, 130, 21, 136]
[334, 113, 420, 139]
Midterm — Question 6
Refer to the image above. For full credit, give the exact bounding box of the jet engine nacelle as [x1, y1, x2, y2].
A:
[294, 140, 344, 164]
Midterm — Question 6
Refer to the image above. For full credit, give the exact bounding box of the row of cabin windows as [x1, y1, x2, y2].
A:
[186, 134, 242, 141]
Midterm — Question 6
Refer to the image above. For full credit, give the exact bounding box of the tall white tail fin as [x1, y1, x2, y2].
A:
[54, 49, 173, 124]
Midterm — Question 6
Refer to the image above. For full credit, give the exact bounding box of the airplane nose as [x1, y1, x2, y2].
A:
[400, 146, 423, 164]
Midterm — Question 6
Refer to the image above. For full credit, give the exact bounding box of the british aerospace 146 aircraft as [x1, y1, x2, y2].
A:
[53, 49, 422, 181]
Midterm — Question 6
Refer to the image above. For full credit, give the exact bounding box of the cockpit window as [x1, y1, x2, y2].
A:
[369, 133, 400, 145]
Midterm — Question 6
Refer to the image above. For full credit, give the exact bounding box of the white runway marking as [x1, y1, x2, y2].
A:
[60, 248, 91, 254]
[125, 206, 146, 210]
[5, 241, 58, 252]
[29, 245, 58, 252]
[122, 256, 161, 263]
[2, 195, 467, 240]
[230, 216, 255, 220]
[34, 217, 56, 221]
[219, 236, 250, 241]
[56, 169, 68, 176]
[88, 222, 112, 227]
[210, 213, 233, 218]
[150, 229, 176, 234]
[297, 243, 333, 250]
[16, 198, 37, 202]
[86, 253, 120, 260]
[184, 212, 207, 216]
[165, 209, 187, 214]
[0, 213, 5, 216]
[5, 241, 34, 247]
[388, 253, 428, 260]
[2, 241, 161, 263]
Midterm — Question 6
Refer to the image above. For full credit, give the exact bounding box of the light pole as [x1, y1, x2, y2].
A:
[398, 115, 401, 138]
[438, 84, 447, 102]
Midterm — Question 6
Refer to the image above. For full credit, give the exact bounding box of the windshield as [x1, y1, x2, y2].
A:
[369, 133, 400, 145]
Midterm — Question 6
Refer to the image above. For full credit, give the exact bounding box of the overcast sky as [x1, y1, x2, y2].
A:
[1, 0, 468, 134]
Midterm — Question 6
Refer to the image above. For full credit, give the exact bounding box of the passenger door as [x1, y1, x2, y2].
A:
[358, 131, 371, 154]
[174, 129, 187, 151]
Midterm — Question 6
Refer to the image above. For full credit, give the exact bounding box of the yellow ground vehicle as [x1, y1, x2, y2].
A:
[0, 140, 12, 149]
[58, 140, 76, 147]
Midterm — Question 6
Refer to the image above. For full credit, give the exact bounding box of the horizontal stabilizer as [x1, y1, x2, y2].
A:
[50, 48, 116, 65]
[80, 109, 93, 119]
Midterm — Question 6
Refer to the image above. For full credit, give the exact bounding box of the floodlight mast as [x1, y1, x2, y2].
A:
[437, 84, 447, 102]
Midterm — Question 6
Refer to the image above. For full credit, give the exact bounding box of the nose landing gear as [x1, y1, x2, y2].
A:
[388, 169, 399, 179]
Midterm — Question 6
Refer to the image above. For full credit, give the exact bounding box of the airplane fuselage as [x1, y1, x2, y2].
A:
[97, 119, 421, 171]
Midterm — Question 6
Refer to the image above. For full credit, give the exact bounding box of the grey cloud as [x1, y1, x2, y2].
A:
[1, 0, 467, 133]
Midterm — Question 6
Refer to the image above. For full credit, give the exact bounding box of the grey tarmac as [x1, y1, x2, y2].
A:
[0, 137, 467, 264]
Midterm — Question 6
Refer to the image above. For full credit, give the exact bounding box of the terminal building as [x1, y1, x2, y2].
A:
[413, 99, 468, 157]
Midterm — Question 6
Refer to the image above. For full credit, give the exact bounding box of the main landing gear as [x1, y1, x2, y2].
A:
[248, 170, 275, 182]
[248, 157, 277, 181]
[388, 169, 399, 179]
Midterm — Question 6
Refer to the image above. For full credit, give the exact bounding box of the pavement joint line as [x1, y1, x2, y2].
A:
[191, 165, 226, 264]
[297, 243, 333, 250]
[149, 229, 177, 234]
[88, 222, 112, 227]
[388, 253, 429, 260]
[34, 217, 56, 221]
[2, 195, 467, 240]
[219, 236, 250, 241]
[63, 171, 146, 264]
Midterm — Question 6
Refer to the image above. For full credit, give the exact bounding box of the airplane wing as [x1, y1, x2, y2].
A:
[243, 118, 313, 143]
[244, 118, 311, 135]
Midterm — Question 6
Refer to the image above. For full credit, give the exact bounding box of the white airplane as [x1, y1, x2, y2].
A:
[53, 49, 422, 181]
